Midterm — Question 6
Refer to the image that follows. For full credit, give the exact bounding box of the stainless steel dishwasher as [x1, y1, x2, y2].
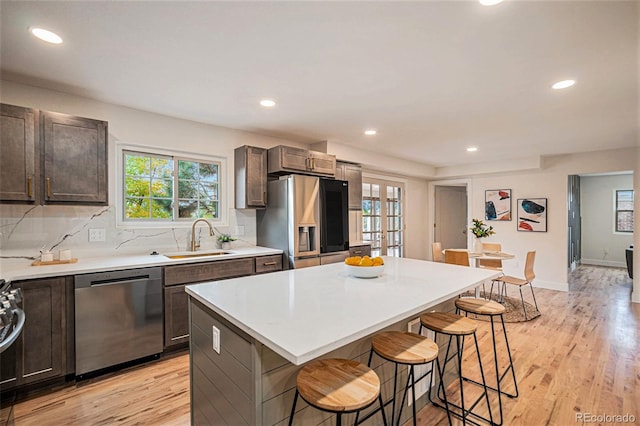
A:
[74, 267, 163, 376]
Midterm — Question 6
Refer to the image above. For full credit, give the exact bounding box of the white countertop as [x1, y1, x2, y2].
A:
[1, 246, 283, 282]
[185, 256, 500, 365]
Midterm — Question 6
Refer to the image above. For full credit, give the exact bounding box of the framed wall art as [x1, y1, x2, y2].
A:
[517, 198, 547, 232]
[485, 189, 511, 221]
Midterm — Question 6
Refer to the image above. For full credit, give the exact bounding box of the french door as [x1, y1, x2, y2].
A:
[362, 178, 404, 257]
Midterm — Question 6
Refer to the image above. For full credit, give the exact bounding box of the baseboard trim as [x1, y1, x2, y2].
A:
[534, 279, 568, 292]
[581, 259, 627, 268]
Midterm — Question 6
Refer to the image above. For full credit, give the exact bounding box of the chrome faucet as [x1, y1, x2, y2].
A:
[190, 218, 214, 251]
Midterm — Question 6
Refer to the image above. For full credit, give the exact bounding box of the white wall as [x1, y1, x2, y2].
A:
[580, 174, 634, 267]
[428, 148, 639, 293]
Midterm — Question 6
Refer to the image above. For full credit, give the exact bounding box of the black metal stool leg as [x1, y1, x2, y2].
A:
[489, 316, 504, 425]
[473, 333, 494, 425]
[378, 393, 389, 426]
[501, 315, 519, 398]
[336, 412, 342, 426]
[455, 336, 467, 425]
[288, 389, 299, 426]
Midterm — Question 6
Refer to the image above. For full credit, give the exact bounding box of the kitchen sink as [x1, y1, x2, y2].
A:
[164, 250, 231, 259]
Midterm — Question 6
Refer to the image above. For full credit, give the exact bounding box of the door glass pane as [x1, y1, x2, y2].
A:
[362, 179, 404, 258]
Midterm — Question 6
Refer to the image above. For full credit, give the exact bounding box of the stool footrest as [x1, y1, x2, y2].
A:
[462, 370, 519, 399]
[428, 398, 488, 426]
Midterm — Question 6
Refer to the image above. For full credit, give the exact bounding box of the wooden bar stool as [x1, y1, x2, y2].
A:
[419, 312, 493, 426]
[356, 331, 451, 426]
[455, 298, 519, 426]
[288, 358, 388, 426]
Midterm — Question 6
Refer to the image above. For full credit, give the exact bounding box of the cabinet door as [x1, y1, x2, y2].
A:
[235, 146, 267, 209]
[308, 151, 336, 176]
[164, 285, 189, 348]
[14, 277, 66, 385]
[0, 104, 38, 202]
[336, 161, 362, 210]
[279, 146, 310, 172]
[344, 163, 363, 210]
[41, 111, 108, 204]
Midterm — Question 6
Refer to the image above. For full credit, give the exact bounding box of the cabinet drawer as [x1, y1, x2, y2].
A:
[349, 245, 371, 257]
[165, 258, 255, 286]
[255, 255, 283, 274]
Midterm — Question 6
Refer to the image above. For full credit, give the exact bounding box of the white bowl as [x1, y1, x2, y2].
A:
[345, 264, 385, 278]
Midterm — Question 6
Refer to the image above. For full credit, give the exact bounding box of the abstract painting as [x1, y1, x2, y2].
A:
[517, 198, 547, 232]
[485, 189, 511, 221]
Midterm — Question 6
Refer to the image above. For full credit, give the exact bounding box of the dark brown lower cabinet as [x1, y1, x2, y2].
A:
[0, 277, 72, 391]
[164, 285, 189, 348]
[163, 255, 284, 349]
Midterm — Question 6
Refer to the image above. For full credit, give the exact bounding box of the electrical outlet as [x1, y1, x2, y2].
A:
[212, 325, 220, 354]
[88, 228, 106, 242]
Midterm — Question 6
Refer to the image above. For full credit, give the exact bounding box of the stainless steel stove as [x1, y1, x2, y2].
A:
[0, 281, 24, 353]
[0, 280, 24, 426]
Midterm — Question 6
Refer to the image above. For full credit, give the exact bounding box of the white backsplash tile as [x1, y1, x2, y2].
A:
[0, 204, 258, 269]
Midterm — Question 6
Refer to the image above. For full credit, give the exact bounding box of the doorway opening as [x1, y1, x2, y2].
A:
[567, 172, 634, 275]
[429, 179, 472, 260]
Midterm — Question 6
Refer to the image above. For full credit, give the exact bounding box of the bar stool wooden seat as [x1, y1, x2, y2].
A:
[419, 312, 493, 425]
[357, 331, 450, 426]
[288, 358, 388, 426]
[455, 298, 519, 426]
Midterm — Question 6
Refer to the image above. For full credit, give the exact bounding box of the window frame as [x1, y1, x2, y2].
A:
[614, 189, 634, 233]
[116, 143, 228, 228]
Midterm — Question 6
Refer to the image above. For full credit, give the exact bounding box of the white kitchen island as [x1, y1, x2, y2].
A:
[186, 257, 500, 425]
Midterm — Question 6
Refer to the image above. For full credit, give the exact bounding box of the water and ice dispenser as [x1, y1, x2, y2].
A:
[298, 226, 316, 253]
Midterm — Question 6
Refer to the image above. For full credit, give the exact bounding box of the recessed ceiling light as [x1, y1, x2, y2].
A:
[479, 0, 504, 6]
[259, 99, 276, 107]
[552, 79, 576, 90]
[364, 129, 377, 136]
[466, 147, 478, 152]
[30, 27, 63, 44]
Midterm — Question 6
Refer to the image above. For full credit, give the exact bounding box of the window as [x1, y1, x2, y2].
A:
[362, 178, 405, 257]
[122, 149, 222, 223]
[615, 190, 634, 233]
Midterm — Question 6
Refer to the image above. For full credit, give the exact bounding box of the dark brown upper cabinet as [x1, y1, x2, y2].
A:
[0, 104, 39, 202]
[1, 104, 108, 205]
[41, 111, 108, 205]
[335, 161, 363, 210]
[267, 145, 336, 177]
[234, 145, 267, 209]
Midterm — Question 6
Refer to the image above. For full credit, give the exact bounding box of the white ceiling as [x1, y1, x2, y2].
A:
[1, 1, 637, 168]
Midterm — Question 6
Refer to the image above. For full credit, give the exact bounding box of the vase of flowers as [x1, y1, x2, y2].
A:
[217, 233, 236, 250]
[470, 218, 495, 253]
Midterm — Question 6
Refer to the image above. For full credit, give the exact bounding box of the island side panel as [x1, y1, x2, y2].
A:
[189, 298, 260, 425]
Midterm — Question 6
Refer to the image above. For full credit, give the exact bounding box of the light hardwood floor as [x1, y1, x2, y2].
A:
[12, 265, 639, 425]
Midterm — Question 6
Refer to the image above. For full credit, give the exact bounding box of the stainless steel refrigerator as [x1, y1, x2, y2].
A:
[257, 174, 349, 269]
